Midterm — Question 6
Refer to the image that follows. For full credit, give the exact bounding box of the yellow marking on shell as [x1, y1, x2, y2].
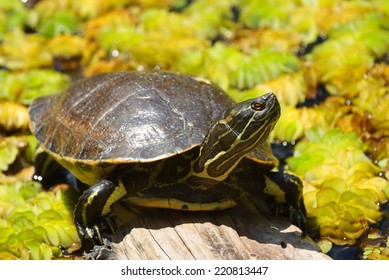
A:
[45, 148, 116, 186]
[263, 176, 286, 203]
[101, 180, 127, 216]
[125, 197, 237, 211]
[192, 76, 212, 84]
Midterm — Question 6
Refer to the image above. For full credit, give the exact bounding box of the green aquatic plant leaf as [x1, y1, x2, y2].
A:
[0, 242, 29, 260]
[0, 69, 69, 105]
[306, 13, 389, 97]
[0, 226, 16, 244]
[329, 14, 389, 57]
[0, 0, 31, 40]
[270, 97, 349, 143]
[354, 177, 389, 204]
[0, 33, 52, 70]
[271, 106, 306, 142]
[0, 101, 30, 133]
[68, 0, 133, 19]
[308, 39, 374, 96]
[290, 130, 376, 176]
[18, 181, 41, 200]
[177, 42, 242, 90]
[24, 239, 61, 260]
[47, 34, 85, 57]
[230, 49, 301, 90]
[316, 188, 341, 208]
[178, 43, 301, 91]
[90, 8, 208, 71]
[0, 181, 79, 259]
[288, 129, 388, 245]
[182, 0, 237, 39]
[96, 25, 144, 53]
[0, 143, 18, 172]
[254, 71, 307, 106]
[239, 0, 297, 29]
[36, 10, 81, 37]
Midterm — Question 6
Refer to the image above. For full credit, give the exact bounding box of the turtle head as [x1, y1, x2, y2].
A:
[192, 92, 280, 182]
[221, 92, 280, 139]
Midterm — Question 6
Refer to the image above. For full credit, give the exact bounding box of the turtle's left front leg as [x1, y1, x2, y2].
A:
[74, 179, 127, 245]
[262, 171, 306, 230]
[233, 163, 306, 230]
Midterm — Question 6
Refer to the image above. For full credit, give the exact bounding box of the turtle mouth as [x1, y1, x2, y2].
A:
[268, 94, 280, 118]
[272, 102, 281, 120]
[262, 92, 278, 108]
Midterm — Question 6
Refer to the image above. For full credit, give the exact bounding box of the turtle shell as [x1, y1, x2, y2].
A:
[29, 71, 236, 163]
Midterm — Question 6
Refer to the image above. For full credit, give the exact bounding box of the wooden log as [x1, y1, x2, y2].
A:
[86, 197, 331, 260]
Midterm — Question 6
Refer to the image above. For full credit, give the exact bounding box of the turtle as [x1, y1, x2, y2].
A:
[28, 71, 305, 246]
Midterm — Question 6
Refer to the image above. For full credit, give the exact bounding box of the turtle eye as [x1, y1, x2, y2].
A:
[251, 101, 264, 111]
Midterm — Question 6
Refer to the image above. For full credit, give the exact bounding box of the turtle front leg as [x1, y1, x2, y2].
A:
[262, 172, 306, 230]
[74, 179, 127, 245]
[234, 163, 306, 230]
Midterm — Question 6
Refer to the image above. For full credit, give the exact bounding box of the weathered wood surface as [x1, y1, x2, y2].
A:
[87, 197, 331, 260]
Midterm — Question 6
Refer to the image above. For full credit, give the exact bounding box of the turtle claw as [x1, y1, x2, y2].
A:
[288, 205, 307, 232]
[76, 215, 116, 247]
[269, 202, 306, 231]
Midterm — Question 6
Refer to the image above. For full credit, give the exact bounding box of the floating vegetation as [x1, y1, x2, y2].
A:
[177, 43, 301, 91]
[0, 0, 388, 259]
[0, 101, 30, 134]
[0, 135, 79, 259]
[0, 69, 69, 105]
[288, 129, 389, 247]
[307, 15, 389, 97]
[0, 181, 79, 260]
